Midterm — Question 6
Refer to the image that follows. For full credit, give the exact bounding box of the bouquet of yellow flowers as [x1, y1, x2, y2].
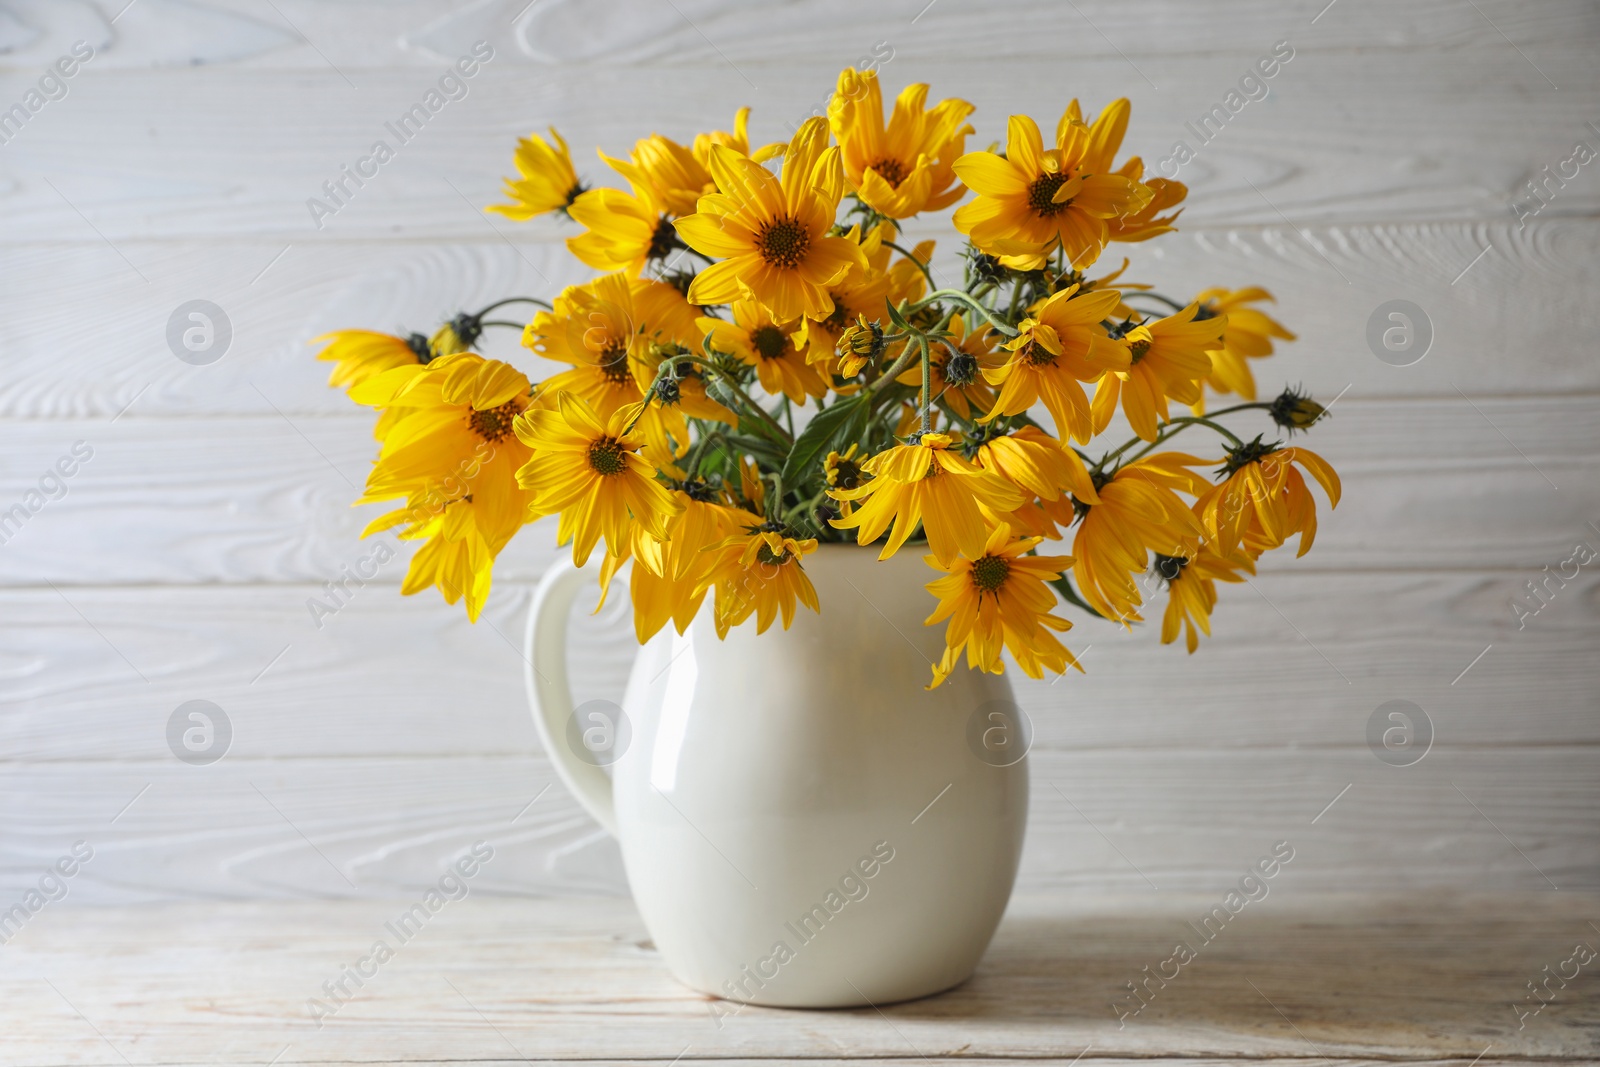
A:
[315, 68, 1339, 690]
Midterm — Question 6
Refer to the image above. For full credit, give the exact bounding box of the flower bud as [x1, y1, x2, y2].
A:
[836, 316, 884, 376]
[1269, 388, 1326, 433]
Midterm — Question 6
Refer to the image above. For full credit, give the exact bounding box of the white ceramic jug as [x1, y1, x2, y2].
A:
[526, 542, 1028, 1007]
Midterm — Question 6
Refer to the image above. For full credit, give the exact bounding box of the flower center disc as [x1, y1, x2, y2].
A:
[750, 324, 788, 360]
[1020, 338, 1057, 367]
[757, 217, 810, 269]
[971, 554, 1010, 593]
[868, 157, 908, 188]
[468, 400, 522, 443]
[598, 343, 631, 383]
[587, 437, 628, 476]
[1027, 172, 1070, 217]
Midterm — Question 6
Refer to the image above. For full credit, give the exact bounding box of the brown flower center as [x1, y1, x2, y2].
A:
[587, 437, 628, 476]
[1019, 338, 1056, 366]
[598, 342, 632, 383]
[819, 295, 851, 333]
[1027, 171, 1071, 217]
[1153, 553, 1188, 582]
[1128, 339, 1151, 365]
[756, 216, 810, 269]
[750, 324, 788, 360]
[826, 457, 864, 489]
[970, 554, 1010, 593]
[868, 157, 908, 188]
[648, 216, 679, 260]
[467, 400, 523, 443]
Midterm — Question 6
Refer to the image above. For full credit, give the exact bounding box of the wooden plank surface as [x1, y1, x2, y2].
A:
[3, 41, 1587, 238]
[4, 746, 1595, 902]
[1, 568, 1597, 759]
[1, 894, 1595, 1063]
[1, 0, 1588, 70]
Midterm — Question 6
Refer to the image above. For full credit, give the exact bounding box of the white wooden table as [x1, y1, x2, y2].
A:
[6, 894, 1596, 1064]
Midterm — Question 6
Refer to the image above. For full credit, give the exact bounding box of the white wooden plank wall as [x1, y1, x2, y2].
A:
[0, 0, 1595, 905]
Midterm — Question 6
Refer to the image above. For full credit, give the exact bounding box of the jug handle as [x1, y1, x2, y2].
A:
[524, 558, 618, 836]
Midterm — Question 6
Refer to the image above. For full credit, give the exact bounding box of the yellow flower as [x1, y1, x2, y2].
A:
[699, 300, 828, 404]
[1068, 455, 1209, 623]
[707, 529, 821, 636]
[1106, 157, 1186, 243]
[524, 272, 706, 416]
[792, 225, 928, 370]
[952, 100, 1152, 270]
[566, 175, 678, 276]
[896, 313, 1001, 420]
[829, 432, 1024, 565]
[487, 128, 584, 221]
[974, 425, 1099, 532]
[1195, 441, 1340, 559]
[923, 527, 1081, 689]
[602, 134, 713, 218]
[823, 443, 869, 519]
[674, 117, 866, 321]
[314, 329, 430, 390]
[1156, 543, 1254, 653]
[512, 393, 681, 566]
[983, 284, 1130, 443]
[347, 353, 537, 621]
[827, 68, 974, 219]
[1191, 287, 1296, 406]
[692, 106, 785, 170]
[1092, 302, 1226, 441]
[622, 488, 749, 643]
[795, 253, 893, 365]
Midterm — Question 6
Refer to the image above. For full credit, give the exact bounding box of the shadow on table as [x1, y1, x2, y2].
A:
[868, 892, 1595, 1057]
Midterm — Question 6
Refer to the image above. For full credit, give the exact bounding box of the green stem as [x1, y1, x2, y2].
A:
[1122, 291, 1186, 313]
[867, 340, 923, 400]
[479, 320, 529, 330]
[913, 289, 1019, 337]
[474, 296, 551, 316]
[659, 355, 793, 444]
[1100, 415, 1247, 470]
[1008, 277, 1025, 322]
[919, 335, 933, 435]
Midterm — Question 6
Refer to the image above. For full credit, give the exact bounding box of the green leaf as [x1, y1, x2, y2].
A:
[781, 394, 869, 489]
[883, 299, 912, 331]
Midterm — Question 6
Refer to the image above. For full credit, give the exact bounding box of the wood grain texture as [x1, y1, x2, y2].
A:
[1, 568, 1597, 760]
[1, 45, 1596, 240]
[4, 745, 1595, 902]
[3, 0, 1590, 69]
[1, 894, 1595, 1063]
[1, 0, 1596, 920]
[4, 220, 1599, 420]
